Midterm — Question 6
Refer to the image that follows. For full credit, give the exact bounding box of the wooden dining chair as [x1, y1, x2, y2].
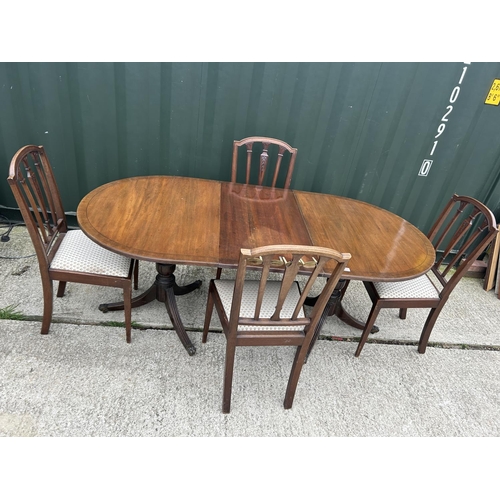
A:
[203, 244, 350, 413]
[7, 145, 139, 343]
[216, 136, 298, 279]
[355, 194, 498, 357]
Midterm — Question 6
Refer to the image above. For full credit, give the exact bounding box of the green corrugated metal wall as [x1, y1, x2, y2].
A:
[1, 62, 500, 233]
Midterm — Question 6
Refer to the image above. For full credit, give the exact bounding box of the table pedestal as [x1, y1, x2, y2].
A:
[304, 279, 379, 360]
[99, 263, 202, 356]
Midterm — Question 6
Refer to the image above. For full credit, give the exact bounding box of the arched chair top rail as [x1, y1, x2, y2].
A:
[233, 136, 297, 154]
[8, 144, 46, 179]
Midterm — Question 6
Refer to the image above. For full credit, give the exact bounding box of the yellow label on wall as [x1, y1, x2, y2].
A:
[485, 79, 500, 105]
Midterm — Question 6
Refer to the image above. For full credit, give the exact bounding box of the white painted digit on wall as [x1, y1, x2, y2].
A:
[435, 123, 446, 138]
[441, 105, 453, 121]
[449, 86, 461, 103]
[419, 159, 433, 176]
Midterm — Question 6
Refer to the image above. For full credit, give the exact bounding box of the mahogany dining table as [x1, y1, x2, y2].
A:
[77, 176, 436, 355]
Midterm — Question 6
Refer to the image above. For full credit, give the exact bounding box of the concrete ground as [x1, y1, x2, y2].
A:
[0, 226, 499, 437]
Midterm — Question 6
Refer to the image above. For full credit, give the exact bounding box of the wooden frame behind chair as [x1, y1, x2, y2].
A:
[7, 145, 138, 342]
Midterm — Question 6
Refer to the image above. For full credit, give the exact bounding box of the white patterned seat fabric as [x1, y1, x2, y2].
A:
[374, 274, 440, 299]
[214, 280, 305, 331]
[50, 230, 131, 277]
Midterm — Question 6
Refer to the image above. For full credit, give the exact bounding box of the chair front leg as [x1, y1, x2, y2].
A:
[284, 344, 308, 409]
[355, 302, 382, 357]
[222, 342, 237, 414]
[399, 308, 407, 319]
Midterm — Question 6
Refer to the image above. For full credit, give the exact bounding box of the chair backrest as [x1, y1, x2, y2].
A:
[228, 245, 350, 337]
[231, 136, 297, 189]
[7, 145, 68, 268]
[427, 194, 497, 297]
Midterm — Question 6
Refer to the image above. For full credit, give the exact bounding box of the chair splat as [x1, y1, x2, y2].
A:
[232, 136, 297, 189]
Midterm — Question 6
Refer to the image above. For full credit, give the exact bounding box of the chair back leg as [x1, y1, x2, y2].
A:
[133, 260, 139, 290]
[355, 302, 383, 357]
[56, 281, 67, 298]
[41, 280, 54, 335]
[418, 306, 442, 353]
[202, 280, 216, 343]
[124, 281, 132, 343]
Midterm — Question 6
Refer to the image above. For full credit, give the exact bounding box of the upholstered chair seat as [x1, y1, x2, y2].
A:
[373, 275, 440, 300]
[51, 230, 131, 277]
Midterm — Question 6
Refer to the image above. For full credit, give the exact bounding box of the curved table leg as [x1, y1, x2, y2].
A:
[99, 262, 202, 356]
[164, 286, 196, 356]
[334, 301, 379, 333]
[155, 263, 201, 356]
[305, 282, 344, 362]
[172, 280, 203, 296]
[99, 283, 157, 312]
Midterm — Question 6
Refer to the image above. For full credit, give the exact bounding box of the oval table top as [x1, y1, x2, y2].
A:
[77, 176, 435, 282]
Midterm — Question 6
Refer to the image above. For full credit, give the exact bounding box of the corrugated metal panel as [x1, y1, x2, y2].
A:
[1, 62, 500, 234]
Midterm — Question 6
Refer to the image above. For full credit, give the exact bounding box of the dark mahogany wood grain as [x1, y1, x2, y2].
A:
[78, 176, 221, 266]
[218, 183, 312, 268]
[293, 190, 436, 281]
[78, 176, 435, 282]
